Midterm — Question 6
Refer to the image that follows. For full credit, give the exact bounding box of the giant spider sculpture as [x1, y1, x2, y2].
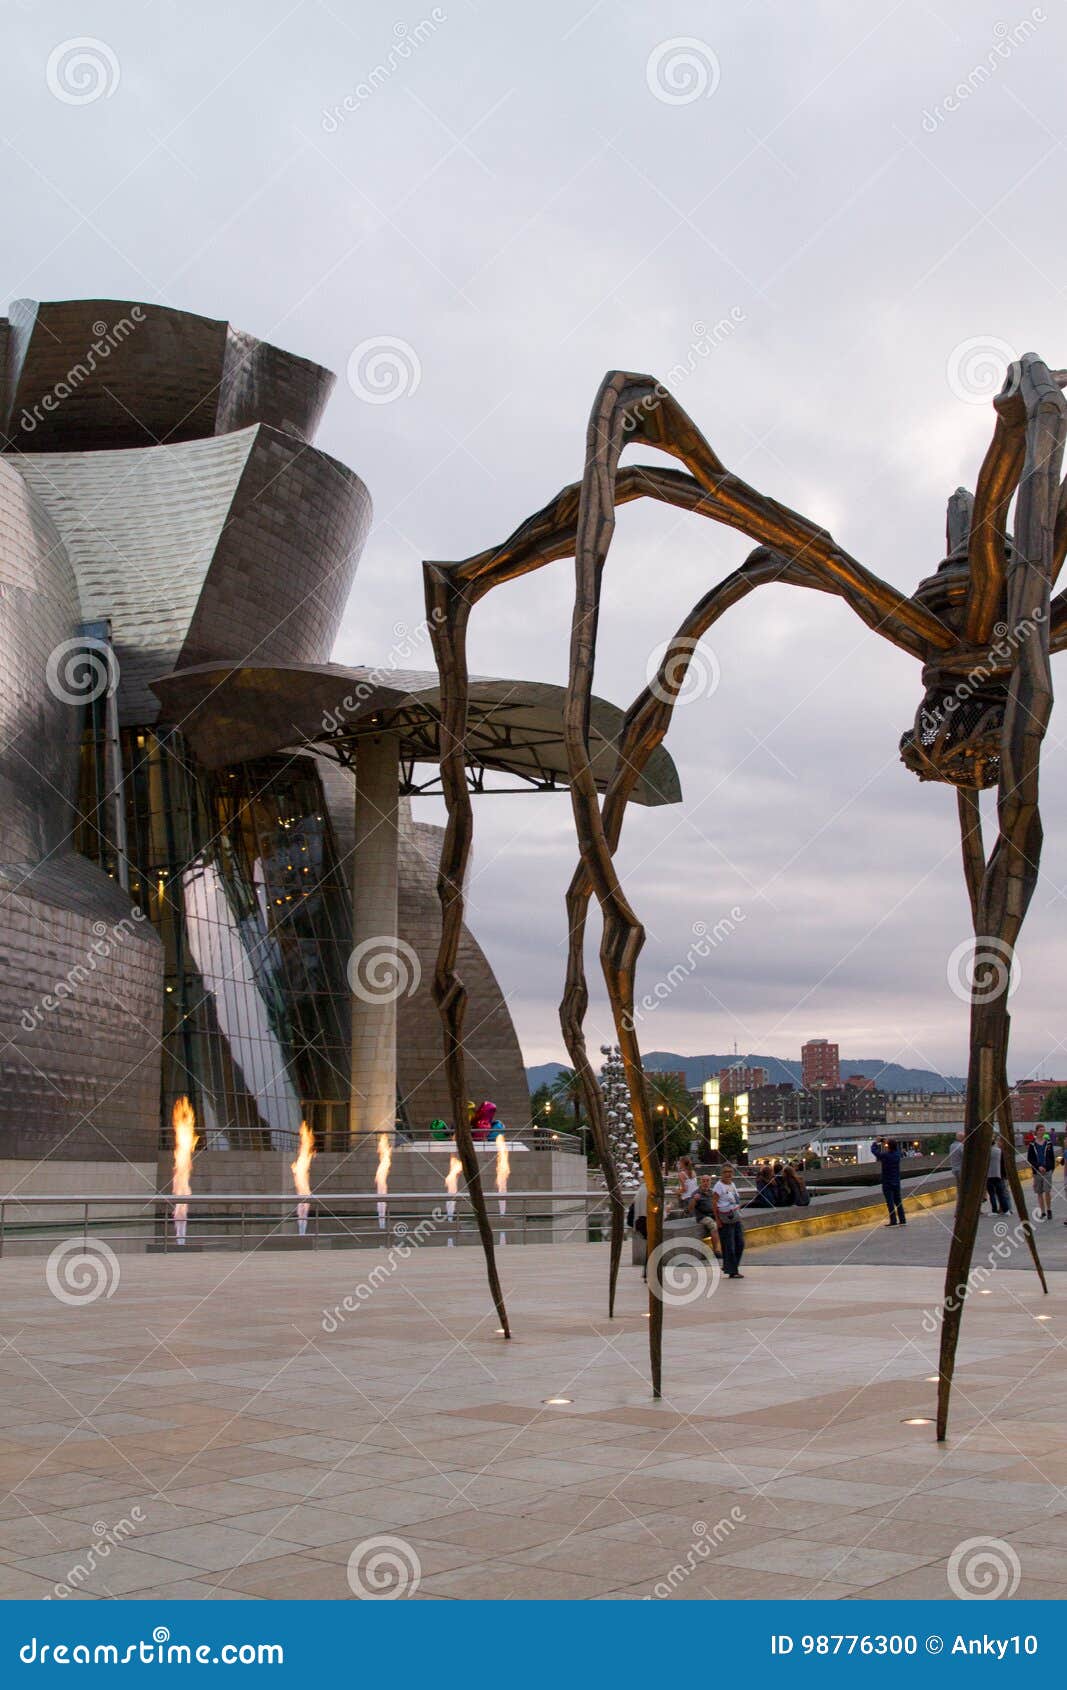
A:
[424, 353, 1066, 1440]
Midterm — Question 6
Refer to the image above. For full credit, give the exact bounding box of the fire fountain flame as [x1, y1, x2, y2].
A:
[444, 1153, 463, 1238]
[443, 1155, 459, 1223]
[375, 1132, 392, 1230]
[495, 1134, 510, 1243]
[290, 1120, 316, 1236]
[171, 1095, 198, 1246]
[495, 1134, 510, 1214]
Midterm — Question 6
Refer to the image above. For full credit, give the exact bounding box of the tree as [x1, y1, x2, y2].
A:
[644, 1070, 700, 1163]
[549, 1067, 587, 1142]
[718, 1123, 747, 1166]
[529, 1083, 554, 1128]
[1038, 1086, 1067, 1121]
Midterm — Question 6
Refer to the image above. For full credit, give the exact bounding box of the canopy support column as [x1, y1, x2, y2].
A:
[349, 732, 401, 1142]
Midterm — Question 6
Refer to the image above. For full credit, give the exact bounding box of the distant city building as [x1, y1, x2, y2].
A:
[845, 1074, 876, 1091]
[718, 1063, 768, 1095]
[884, 1092, 964, 1125]
[745, 1083, 885, 1129]
[1010, 1079, 1067, 1123]
[802, 1038, 840, 1090]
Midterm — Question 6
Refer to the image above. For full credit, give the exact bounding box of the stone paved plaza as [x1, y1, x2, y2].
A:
[0, 1227, 1063, 1601]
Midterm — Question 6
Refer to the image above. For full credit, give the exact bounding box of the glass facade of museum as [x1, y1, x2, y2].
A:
[77, 700, 354, 1149]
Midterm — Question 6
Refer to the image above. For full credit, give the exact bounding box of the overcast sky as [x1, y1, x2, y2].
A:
[8, 0, 1067, 1081]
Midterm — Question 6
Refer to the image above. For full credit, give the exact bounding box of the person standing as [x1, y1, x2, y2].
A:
[870, 1138, 906, 1227]
[949, 1131, 965, 1191]
[630, 1180, 649, 1281]
[712, 1164, 745, 1278]
[986, 1138, 1010, 1216]
[1028, 1123, 1055, 1220]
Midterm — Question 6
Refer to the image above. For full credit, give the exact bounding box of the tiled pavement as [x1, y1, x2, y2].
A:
[0, 1240, 1063, 1600]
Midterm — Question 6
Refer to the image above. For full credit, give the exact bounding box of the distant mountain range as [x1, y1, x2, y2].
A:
[526, 1050, 967, 1095]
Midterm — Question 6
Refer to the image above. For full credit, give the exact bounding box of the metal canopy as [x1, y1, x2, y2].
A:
[149, 660, 682, 807]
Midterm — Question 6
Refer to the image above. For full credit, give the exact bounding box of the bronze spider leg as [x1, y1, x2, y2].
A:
[423, 464, 740, 1336]
[563, 372, 955, 1395]
[937, 356, 1066, 1439]
[418, 582, 511, 1339]
[425, 402, 932, 1349]
[422, 462, 777, 1334]
[956, 787, 1046, 1295]
[561, 548, 834, 1316]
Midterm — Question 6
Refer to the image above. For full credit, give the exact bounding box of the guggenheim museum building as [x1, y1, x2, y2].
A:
[0, 299, 678, 1167]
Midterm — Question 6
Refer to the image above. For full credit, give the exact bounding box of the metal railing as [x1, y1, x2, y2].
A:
[0, 1189, 616, 1255]
[186, 1126, 585, 1156]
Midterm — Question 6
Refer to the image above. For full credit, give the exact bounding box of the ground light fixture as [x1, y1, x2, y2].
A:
[543, 1397, 573, 1406]
[902, 1417, 934, 1425]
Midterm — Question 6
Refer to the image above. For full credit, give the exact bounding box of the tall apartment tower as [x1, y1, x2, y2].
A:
[802, 1038, 840, 1090]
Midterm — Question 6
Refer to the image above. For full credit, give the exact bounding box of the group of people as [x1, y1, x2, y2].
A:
[637, 1153, 812, 1280]
[750, 1159, 811, 1210]
[944, 1121, 1064, 1221]
[663, 1159, 747, 1278]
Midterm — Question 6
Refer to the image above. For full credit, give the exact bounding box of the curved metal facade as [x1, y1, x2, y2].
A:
[0, 458, 163, 1160]
[17, 427, 370, 724]
[0, 294, 529, 1162]
[1, 298, 335, 451]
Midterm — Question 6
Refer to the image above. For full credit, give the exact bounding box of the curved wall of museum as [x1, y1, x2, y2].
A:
[0, 459, 163, 1161]
[1, 298, 335, 451]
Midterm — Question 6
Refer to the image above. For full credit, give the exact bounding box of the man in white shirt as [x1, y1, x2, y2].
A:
[712, 1164, 745, 1279]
